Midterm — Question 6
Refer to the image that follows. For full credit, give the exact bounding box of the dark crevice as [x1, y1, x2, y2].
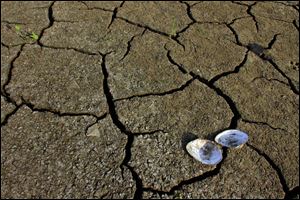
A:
[229, 16, 251, 25]
[241, 118, 288, 132]
[120, 31, 144, 61]
[116, 16, 186, 49]
[0, 104, 22, 127]
[114, 77, 195, 102]
[292, 19, 299, 31]
[231, 1, 259, 31]
[246, 2, 259, 32]
[251, 76, 290, 87]
[2, 44, 26, 98]
[244, 35, 299, 95]
[1, 42, 10, 49]
[171, 1, 197, 51]
[99, 51, 130, 134]
[209, 50, 249, 84]
[225, 23, 243, 46]
[100, 51, 144, 199]
[0, 91, 17, 106]
[246, 143, 289, 194]
[40, 44, 98, 55]
[84, 113, 108, 135]
[292, 5, 299, 12]
[285, 186, 299, 199]
[107, 1, 124, 29]
[79, 1, 90, 10]
[165, 48, 187, 74]
[21, 96, 104, 119]
[37, 1, 55, 46]
[190, 72, 241, 129]
[258, 53, 299, 95]
[117, 15, 188, 50]
[122, 164, 143, 199]
[143, 147, 228, 195]
[179, 1, 197, 23]
[265, 33, 280, 50]
[170, 35, 186, 50]
[116, 16, 169, 37]
[164, 47, 241, 129]
[175, 21, 197, 36]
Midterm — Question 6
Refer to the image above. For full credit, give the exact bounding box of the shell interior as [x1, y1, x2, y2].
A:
[215, 129, 248, 148]
[186, 139, 223, 165]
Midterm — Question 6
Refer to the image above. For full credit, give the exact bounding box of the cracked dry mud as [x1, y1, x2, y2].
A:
[1, 1, 299, 199]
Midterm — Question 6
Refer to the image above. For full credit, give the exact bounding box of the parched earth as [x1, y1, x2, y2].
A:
[1, 1, 299, 199]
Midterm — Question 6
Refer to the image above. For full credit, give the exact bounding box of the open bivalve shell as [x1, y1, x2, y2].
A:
[215, 129, 249, 148]
[186, 139, 223, 165]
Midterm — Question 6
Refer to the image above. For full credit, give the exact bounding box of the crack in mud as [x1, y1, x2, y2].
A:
[120, 29, 146, 61]
[251, 76, 290, 88]
[241, 118, 288, 132]
[116, 16, 185, 49]
[114, 77, 196, 102]
[285, 186, 300, 199]
[209, 50, 249, 84]
[143, 147, 228, 196]
[99, 51, 144, 199]
[292, 19, 299, 31]
[107, 1, 125, 29]
[190, 73, 241, 129]
[232, 1, 259, 31]
[1, 42, 10, 49]
[40, 44, 98, 55]
[0, 103, 22, 127]
[224, 26, 299, 95]
[258, 53, 299, 95]
[179, 1, 197, 23]
[165, 48, 187, 74]
[225, 23, 243, 46]
[265, 33, 280, 50]
[246, 143, 289, 194]
[2, 44, 25, 98]
[37, 1, 55, 46]
[246, 2, 259, 32]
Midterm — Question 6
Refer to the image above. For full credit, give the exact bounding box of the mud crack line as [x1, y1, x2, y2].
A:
[246, 143, 289, 194]
[285, 186, 299, 199]
[120, 29, 146, 61]
[116, 16, 185, 49]
[190, 72, 241, 129]
[107, 1, 125, 29]
[143, 147, 228, 196]
[209, 50, 249, 84]
[241, 118, 288, 132]
[257, 52, 299, 95]
[37, 1, 55, 46]
[165, 49, 242, 129]
[99, 51, 143, 199]
[2, 44, 26, 98]
[114, 77, 196, 102]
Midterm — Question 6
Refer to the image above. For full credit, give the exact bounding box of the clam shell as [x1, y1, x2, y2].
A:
[215, 129, 248, 148]
[186, 139, 223, 165]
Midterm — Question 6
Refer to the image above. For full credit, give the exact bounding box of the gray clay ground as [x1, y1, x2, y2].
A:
[1, 1, 299, 199]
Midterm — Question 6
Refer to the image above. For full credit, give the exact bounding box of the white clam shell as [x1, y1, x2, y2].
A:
[186, 139, 223, 165]
[215, 129, 249, 148]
